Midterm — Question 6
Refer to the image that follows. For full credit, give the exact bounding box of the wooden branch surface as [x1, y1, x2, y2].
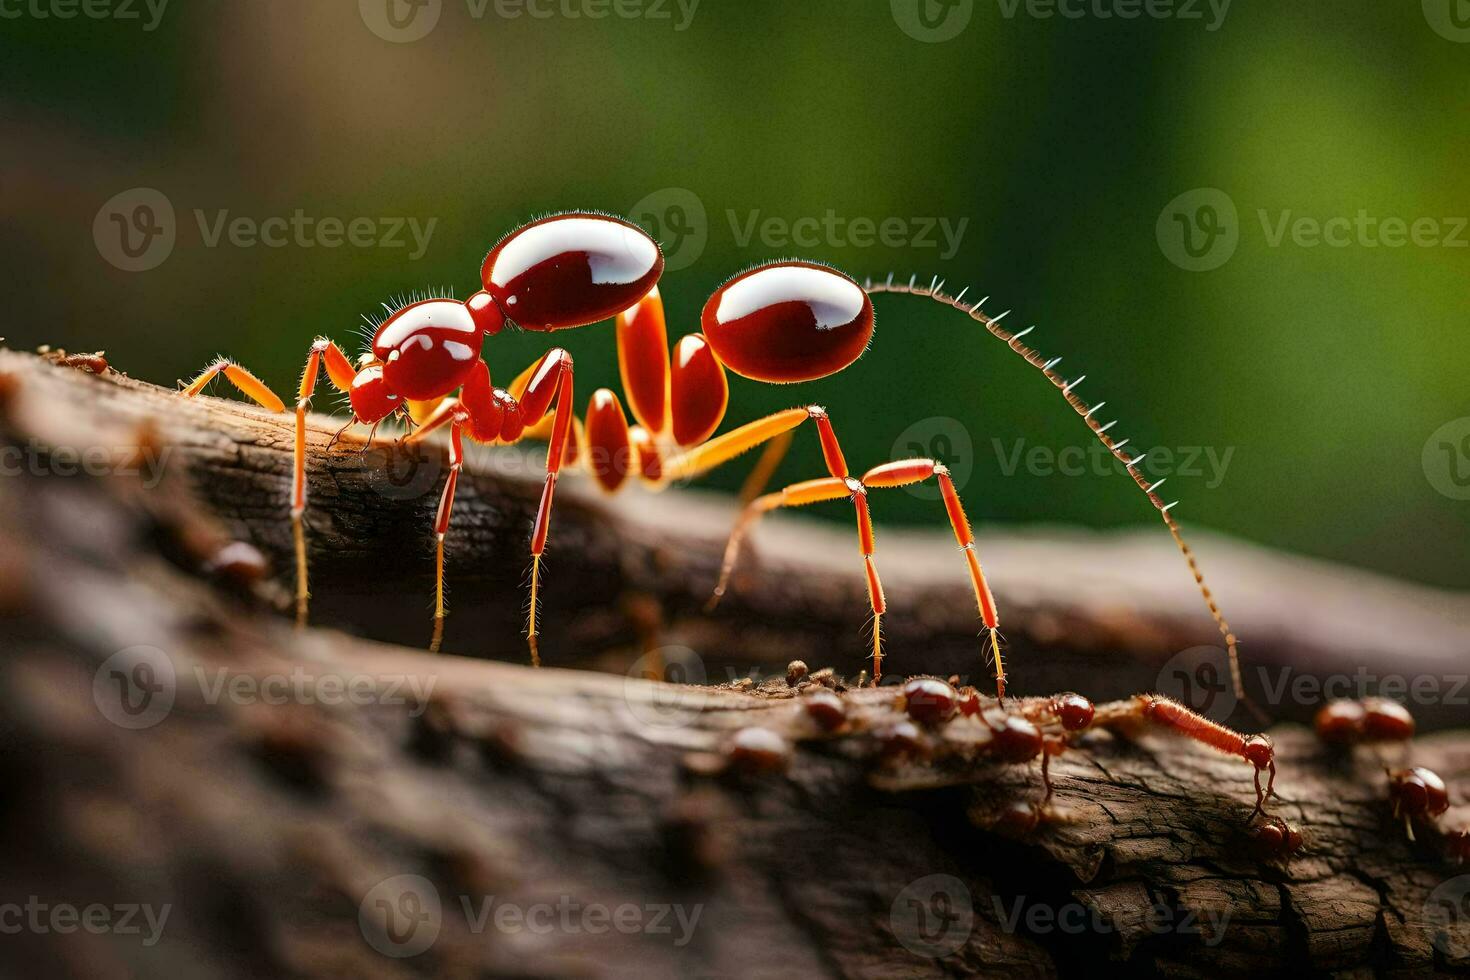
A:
[2, 350, 1469, 977]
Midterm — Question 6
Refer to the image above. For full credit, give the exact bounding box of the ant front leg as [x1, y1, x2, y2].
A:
[182, 340, 355, 626]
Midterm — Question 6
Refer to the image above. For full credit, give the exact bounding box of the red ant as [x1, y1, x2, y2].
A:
[893, 679, 1279, 825]
[179, 211, 1243, 702]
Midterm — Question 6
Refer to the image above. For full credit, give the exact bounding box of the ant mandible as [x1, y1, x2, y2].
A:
[180, 210, 1242, 702]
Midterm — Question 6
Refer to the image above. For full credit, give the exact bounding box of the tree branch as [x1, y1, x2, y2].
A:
[1, 349, 1468, 977]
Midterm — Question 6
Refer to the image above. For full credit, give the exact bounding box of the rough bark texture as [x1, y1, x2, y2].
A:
[1, 350, 1468, 978]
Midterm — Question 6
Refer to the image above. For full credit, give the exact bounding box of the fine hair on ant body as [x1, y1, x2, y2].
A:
[177, 209, 1246, 710]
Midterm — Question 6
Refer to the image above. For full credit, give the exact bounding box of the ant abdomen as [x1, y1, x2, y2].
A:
[481, 212, 663, 331]
[701, 261, 873, 383]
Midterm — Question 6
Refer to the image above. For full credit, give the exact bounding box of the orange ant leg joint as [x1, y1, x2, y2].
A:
[861, 457, 1006, 700]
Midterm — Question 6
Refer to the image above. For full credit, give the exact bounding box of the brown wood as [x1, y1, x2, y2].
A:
[1, 350, 1468, 978]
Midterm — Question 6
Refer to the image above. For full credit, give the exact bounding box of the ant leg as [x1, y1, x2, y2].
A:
[183, 341, 353, 627]
[180, 358, 287, 412]
[710, 475, 888, 681]
[675, 406, 889, 680]
[429, 406, 471, 653]
[862, 458, 1006, 699]
[509, 349, 575, 666]
[288, 339, 355, 627]
[738, 429, 794, 506]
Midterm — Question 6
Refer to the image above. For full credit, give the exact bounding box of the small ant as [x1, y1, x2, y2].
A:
[896, 679, 1279, 825]
[1315, 698, 1465, 858]
[178, 210, 1244, 701]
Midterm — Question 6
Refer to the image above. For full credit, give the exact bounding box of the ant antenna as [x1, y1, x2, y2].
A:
[867, 276, 1259, 722]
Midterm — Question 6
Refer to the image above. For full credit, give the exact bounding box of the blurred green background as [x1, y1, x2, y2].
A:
[1, 0, 1465, 587]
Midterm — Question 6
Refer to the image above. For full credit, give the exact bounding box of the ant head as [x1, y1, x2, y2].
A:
[349, 361, 398, 424]
[1252, 816, 1304, 859]
[1052, 692, 1095, 731]
[1389, 766, 1450, 819]
[1242, 734, 1274, 771]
